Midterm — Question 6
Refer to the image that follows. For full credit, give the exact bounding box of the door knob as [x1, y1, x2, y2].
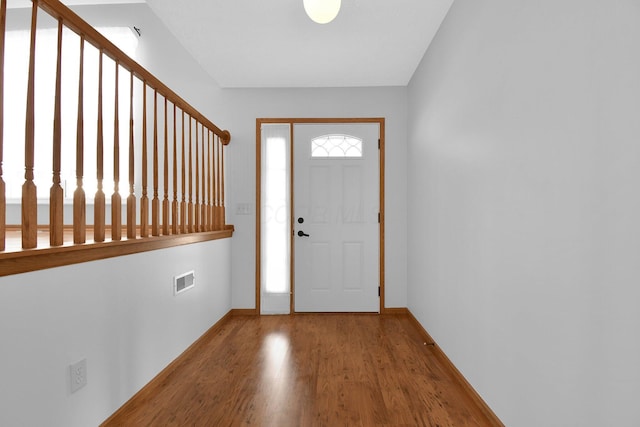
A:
[297, 230, 310, 237]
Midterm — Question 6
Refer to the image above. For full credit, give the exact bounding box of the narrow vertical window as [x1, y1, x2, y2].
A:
[260, 124, 291, 313]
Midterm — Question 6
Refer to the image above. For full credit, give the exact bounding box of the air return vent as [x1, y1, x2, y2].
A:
[174, 271, 195, 295]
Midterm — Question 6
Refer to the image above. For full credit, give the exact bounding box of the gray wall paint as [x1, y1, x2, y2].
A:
[407, 1, 640, 426]
[218, 87, 409, 310]
[74, 3, 410, 311]
[0, 239, 232, 426]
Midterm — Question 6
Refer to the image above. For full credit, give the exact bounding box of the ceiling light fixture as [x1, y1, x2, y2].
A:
[303, 0, 341, 24]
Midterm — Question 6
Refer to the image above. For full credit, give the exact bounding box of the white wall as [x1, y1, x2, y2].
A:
[0, 239, 232, 426]
[75, 4, 410, 311]
[218, 87, 408, 310]
[1, 4, 408, 426]
[407, 1, 640, 426]
[1, 5, 233, 426]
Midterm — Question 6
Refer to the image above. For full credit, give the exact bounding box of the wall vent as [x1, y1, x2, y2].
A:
[174, 270, 195, 295]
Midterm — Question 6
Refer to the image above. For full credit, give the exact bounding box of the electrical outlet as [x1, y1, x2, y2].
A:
[235, 203, 253, 215]
[70, 359, 87, 393]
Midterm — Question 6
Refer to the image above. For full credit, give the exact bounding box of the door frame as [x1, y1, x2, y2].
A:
[256, 118, 386, 314]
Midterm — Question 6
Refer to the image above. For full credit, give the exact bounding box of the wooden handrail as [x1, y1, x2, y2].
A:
[35, 0, 230, 145]
[0, 0, 233, 268]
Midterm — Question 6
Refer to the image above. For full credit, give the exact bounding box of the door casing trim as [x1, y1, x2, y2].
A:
[256, 118, 386, 314]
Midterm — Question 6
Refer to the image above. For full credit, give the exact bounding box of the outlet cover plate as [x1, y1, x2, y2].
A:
[70, 359, 87, 393]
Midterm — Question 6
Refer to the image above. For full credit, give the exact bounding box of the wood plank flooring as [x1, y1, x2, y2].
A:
[102, 314, 496, 427]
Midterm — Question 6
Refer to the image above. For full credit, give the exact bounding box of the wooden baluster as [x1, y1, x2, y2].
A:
[201, 126, 206, 232]
[212, 132, 218, 230]
[22, 0, 38, 249]
[151, 89, 159, 236]
[212, 132, 217, 230]
[180, 111, 186, 234]
[0, 2, 233, 252]
[213, 135, 219, 230]
[126, 72, 136, 239]
[74, 36, 86, 244]
[111, 61, 121, 241]
[0, 0, 5, 251]
[213, 134, 220, 230]
[162, 96, 169, 235]
[207, 130, 212, 231]
[49, 19, 64, 246]
[213, 135, 220, 230]
[221, 135, 226, 228]
[140, 83, 148, 237]
[211, 131, 217, 230]
[187, 116, 193, 233]
[194, 121, 200, 232]
[200, 125, 206, 231]
[217, 135, 224, 230]
[172, 104, 178, 234]
[94, 50, 105, 243]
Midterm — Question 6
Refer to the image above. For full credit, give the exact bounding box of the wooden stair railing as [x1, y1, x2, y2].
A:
[0, 0, 232, 276]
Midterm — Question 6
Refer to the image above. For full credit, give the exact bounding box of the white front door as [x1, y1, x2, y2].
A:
[293, 123, 379, 312]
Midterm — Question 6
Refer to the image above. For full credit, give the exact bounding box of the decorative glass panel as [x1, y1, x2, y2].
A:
[311, 134, 363, 158]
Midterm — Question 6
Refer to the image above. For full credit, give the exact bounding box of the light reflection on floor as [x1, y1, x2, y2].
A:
[259, 331, 294, 422]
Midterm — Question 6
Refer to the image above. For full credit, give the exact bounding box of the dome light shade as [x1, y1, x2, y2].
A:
[303, 0, 341, 24]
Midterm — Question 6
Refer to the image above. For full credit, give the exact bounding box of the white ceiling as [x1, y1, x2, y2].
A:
[143, 0, 454, 88]
[9, 0, 145, 8]
[38, 0, 452, 88]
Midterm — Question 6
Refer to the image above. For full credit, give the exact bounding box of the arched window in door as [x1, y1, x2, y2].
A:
[311, 134, 363, 158]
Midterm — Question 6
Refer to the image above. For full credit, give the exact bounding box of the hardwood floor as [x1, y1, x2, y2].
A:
[102, 314, 497, 426]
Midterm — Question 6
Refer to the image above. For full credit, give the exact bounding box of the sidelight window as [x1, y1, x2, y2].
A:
[260, 124, 291, 308]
